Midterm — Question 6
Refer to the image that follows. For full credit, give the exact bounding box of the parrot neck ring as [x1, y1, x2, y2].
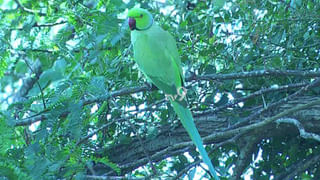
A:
[128, 17, 153, 31]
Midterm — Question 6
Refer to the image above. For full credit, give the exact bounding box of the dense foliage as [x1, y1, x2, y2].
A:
[1, 0, 320, 179]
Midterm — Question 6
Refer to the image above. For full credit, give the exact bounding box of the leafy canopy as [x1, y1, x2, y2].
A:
[0, 0, 319, 179]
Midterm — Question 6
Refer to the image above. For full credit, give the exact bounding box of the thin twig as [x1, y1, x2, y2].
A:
[24, 59, 46, 109]
[187, 69, 320, 82]
[205, 98, 320, 143]
[268, 40, 320, 50]
[12, 21, 67, 31]
[128, 121, 158, 176]
[13, 0, 46, 16]
[196, 82, 308, 116]
[86, 175, 145, 180]
[247, 79, 320, 120]
[76, 116, 127, 145]
[21, 49, 55, 53]
[229, 78, 320, 129]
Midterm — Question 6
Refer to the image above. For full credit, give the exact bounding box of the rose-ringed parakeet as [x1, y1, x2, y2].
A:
[127, 8, 219, 179]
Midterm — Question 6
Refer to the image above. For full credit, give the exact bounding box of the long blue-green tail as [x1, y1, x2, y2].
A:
[171, 101, 219, 179]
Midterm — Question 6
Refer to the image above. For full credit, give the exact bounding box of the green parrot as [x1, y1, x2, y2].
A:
[127, 8, 219, 179]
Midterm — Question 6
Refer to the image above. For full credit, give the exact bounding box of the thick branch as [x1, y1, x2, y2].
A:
[209, 98, 320, 142]
[174, 134, 240, 179]
[104, 97, 320, 174]
[231, 136, 259, 179]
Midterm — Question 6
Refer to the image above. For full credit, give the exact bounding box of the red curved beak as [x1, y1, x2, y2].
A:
[128, 18, 136, 30]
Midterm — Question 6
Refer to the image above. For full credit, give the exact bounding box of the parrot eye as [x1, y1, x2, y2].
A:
[140, 14, 143, 17]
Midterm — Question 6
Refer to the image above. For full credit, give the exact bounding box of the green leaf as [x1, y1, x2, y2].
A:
[118, 134, 131, 145]
[53, 59, 67, 73]
[213, 0, 226, 11]
[37, 69, 63, 89]
[15, 61, 27, 73]
[24, 142, 41, 157]
[67, 103, 83, 140]
[204, 64, 216, 74]
[0, 58, 7, 78]
[0, 166, 19, 180]
[87, 76, 106, 96]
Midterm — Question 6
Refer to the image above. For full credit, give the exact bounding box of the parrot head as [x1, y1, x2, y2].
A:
[127, 8, 153, 31]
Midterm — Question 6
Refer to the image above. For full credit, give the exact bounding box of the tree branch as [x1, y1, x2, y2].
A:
[13, 59, 42, 103]
[229, 78, 320, 130]
[24, 59, 46, 109]
[86, 175, 144, 180]
[276, 118, 320, 142]
[12, 21, 68, 31]
[174, 134, 240, 179]
[197, 82, 308, 116]
[275, 153, 320, 180]
[102, 97, 320, 174]
[13, 0, 46, 16]
[187, 69, 320, 82]
[14, 70, 320, 126]
[207, 98, 320, 143]
[14, 85, 151, 126]
[231, 136, 259, 180]
[128, 121, 158, 176]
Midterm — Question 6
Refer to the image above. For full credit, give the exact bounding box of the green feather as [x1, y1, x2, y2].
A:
[171, 100, 219, 180]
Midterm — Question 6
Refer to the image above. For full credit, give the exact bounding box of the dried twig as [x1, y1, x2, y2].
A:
[12, 21, 67, 31]
[197, 82, 308, 116]
[229, 78, 320, 129]
[188, 69, 320, 82]
[205, 98, 320, 143]
[24, 59, 46, 109]
[128, 121, 158, 176]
